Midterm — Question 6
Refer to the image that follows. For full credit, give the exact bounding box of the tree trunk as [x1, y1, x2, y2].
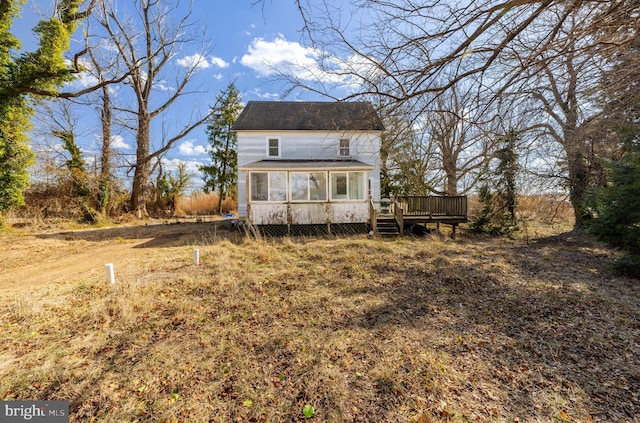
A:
[98, 84, 112, 214]
[444, 154, 458, 195]
[446, 174, 458, 196]
[566, 145, 589, 230]
[131, 117, 150, 218]
[218, 132, 230, 215]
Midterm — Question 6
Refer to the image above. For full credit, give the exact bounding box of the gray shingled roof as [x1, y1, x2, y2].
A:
[232, 101, 385, 131]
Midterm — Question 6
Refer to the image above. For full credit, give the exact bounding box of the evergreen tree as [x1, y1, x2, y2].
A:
[494, 128, 520, 225]
[585, 36, 640, 276]
[470, 129, 520, 234]
[200, 83, 242, 214]
[157, 162, 191, 216]
[587, 138, 640, 277]
[0, 0, 90, 223]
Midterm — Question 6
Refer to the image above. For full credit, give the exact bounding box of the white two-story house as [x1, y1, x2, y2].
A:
[233, 101, 384, 234]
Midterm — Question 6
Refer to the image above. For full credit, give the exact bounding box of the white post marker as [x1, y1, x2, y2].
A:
[193, 248, 200, 266]
[105, 263, 115, 284]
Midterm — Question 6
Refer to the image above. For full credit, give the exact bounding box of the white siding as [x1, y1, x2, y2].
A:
[249, 202, 369, 224]
[237, 130, 382, 220]
[248, 204, 288, 225]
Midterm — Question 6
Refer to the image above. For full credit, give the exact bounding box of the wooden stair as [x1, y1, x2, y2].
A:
[376, 216, 401, 237]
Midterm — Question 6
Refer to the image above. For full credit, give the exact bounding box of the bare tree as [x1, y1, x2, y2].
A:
[93, 0, 214, 217]
[268, 1, 637, 103]
[502, 8, 615, 228]
[261, 0, 637, 230]
[425, 85, 501, 195]
[380, 112, 440, 196]
[381, 84, 501, 197]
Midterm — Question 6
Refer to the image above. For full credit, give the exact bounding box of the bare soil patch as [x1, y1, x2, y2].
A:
[0, 220, 238, 293]
[1, 222, 638, 422]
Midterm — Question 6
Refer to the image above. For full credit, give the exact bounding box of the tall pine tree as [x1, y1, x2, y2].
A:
[586, 127, 640, 277]
[585, 34, 640, 277]
[200, 83, 242, 214]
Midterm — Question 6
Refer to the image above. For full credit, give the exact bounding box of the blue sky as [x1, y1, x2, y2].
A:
[15, 0, 347, 192]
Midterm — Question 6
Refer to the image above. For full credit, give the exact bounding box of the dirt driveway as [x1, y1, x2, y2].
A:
[0, 220, 238, 294]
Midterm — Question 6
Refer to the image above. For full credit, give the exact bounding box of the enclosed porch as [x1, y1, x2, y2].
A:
[240, 159, 377, 234]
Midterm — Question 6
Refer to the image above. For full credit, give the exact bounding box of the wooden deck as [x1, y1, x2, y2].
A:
[371, 195, 468, 236]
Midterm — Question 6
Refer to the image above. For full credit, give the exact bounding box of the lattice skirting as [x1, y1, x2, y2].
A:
[254, 223, 370, 237]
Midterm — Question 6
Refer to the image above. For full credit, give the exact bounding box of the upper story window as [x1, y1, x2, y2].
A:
[338, 138, 350, 157]
[267, 137, 280, 157]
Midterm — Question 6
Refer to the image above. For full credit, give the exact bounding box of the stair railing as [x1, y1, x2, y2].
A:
[393, 199, 404, 235]
[369, 195, 378, 236]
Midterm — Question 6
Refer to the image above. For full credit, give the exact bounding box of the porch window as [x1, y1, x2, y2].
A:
[290, 173, 308, 201]
[331, 173, 348, 200]
[290, 172, 327, 201]
[269, 172, 287, 201]
[349, 171, 365, 199]
[309, 172, 328, 201]
[250, 173, 268, 201]
[250, 172, 287, 202]
[330, 171, 365, 200]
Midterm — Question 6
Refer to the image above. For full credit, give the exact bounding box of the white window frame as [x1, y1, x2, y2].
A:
[266, 137, 281, 158]
[289, 172, 328, 202]
[249, 172, 288, 203]
[338, 138, 350, 157]
[330, 171, 366, 201]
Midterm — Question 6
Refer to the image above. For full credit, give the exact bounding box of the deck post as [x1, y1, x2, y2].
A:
[392, 199, 404, 236]
[369, 195, 378, 236]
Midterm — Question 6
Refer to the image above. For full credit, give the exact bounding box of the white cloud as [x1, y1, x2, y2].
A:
[213, 73, 224, 81]
[162, 158, 203, 174]
[111, 135, 131, 150]
[155, 79, 175, 92]
[240, 36, 327, 81]
[176, 53, 229, 71]
[249, 88, 280, 100]
[63, 58, 98, 89]
[240, 36, 383, 93]
[176, 53, 211, 70]
[35, 143, 64, 154]
[73, 72, 99, 89]
[84, 155, 96, 167]
[210, 56, 230, 68]
[179, 140, 208, 156]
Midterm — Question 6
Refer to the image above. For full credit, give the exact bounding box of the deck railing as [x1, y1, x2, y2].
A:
[396, 195, 467, 217]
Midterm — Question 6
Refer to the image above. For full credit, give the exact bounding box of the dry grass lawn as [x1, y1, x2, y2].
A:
[0, 220, 638, 422]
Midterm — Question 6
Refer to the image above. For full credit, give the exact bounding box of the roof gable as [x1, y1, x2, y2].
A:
[233, 101, 385, 131]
